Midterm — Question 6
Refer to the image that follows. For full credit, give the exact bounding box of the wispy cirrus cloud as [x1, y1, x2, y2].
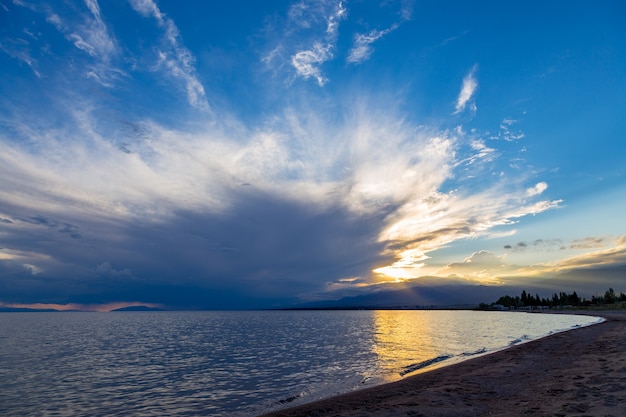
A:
[5, 0, 122, 85]
[43, 0, 122, 86]
[456, 139, 497, 170]
[454, 64, 478, 114]
[288, 0, 346, 85]
[291, 42, 335, 86]
[0, 36, 41, 78]
[264, 1, 413, 84]
[76, 0, 117, 58]
[494, 118, 525, 141]
[263, 0, 347, 85]
[346, 1, 412, 65]
[347, 25, 398, 65]
[128, 0, 208, 110]
[8, 0, 206, 108]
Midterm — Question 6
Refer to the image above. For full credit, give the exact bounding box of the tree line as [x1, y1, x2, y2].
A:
[480, 288, 626, 309]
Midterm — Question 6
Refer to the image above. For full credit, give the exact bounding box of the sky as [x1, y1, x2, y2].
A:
[1, 0, 625, 310]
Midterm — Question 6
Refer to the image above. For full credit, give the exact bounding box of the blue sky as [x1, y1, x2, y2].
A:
[1, 0, 625, 310]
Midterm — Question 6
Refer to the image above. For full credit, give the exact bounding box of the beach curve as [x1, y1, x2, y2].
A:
[259, 311, 626, 417]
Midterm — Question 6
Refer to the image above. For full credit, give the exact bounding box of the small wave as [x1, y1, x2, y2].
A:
[361, 376, 374, 384]
[399, 355, 452, 376]
[509, 335, 531, 345]
[461, 347, 487, 356]
[275, 392, 305, 405]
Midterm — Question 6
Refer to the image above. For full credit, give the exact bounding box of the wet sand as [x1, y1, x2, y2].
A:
[260, 311, 626, 417]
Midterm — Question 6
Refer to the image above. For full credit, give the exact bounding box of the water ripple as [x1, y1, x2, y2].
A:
[0, 310, 601, 416]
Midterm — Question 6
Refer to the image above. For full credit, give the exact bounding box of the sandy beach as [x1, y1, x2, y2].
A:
[260, 311, 626, 417]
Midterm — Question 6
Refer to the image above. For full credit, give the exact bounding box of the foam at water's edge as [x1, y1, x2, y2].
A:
[399, 355, 452, 376]
[461, 347, 487, 357]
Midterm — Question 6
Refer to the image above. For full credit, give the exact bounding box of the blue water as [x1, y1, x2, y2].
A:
[0, 310, 601, 416]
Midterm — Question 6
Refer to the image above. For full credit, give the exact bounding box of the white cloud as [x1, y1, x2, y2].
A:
[325, 0, 346, 37]
[454, 65, 478, 114]
[400, 2, 413, 20]
[0, 37, 41, 78]
[4, 3, 125, 88]
[505, 199, 562, 219]
[291, 42, 333, 86]
[128, 0, 209, 110]
[34, 0, 121, 85]
[0, 90, 557, 232]
[444, 250, 507, 273]
[346, 2, 412, 66]
[22, 263, 43, 275]
[347, 25, 397, 65]
[290, 1, 345, 85]
[493, 118, 525, 141]
[287, 1, 408, 73]
[81, 0, 116, 57]
[264, 0, 346, 85]
[376, 179, 561, 280]
[526, 181, 548, 197]
[457, 139, 497, 167]
[127, 0, 164, 22]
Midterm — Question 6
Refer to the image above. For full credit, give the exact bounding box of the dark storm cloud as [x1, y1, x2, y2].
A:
[0, 189, 390, 308]
[132, 191, 390, 304]
[18, 215, 82, 239]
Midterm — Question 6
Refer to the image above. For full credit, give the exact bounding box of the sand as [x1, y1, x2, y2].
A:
[259, 311, 626, 417]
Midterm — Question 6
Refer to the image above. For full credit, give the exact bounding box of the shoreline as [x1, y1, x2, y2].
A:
[259, 311, 626, 417]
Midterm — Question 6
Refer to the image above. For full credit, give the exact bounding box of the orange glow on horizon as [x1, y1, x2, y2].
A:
[0, 301, 163, 312]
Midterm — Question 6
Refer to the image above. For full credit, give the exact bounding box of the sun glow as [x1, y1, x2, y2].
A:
[373, 245, 439, 281]
[373, 264, 426, 281]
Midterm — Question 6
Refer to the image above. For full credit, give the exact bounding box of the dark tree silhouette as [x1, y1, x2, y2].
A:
[487, 288, 625, 310]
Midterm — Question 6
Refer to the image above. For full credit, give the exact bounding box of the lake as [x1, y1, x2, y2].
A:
[0, 310, 601, 416]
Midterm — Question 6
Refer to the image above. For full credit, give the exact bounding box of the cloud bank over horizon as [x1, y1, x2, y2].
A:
[1, 0, 624, 309]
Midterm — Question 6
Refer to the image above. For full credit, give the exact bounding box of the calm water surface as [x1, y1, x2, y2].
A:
[0, 310, 601, 416]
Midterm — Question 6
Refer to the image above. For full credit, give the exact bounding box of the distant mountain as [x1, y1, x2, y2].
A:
[0, 307, 59, 312]
[110, 305, 164, 312]
[289, 278, 527, 310]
